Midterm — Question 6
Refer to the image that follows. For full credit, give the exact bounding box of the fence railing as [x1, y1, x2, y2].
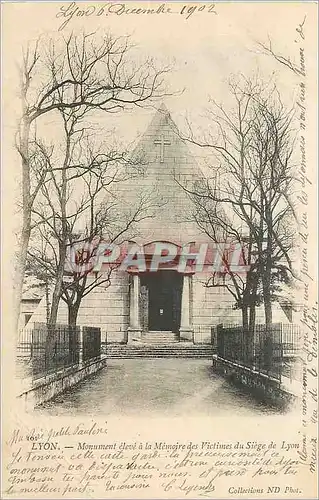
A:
[82, 326, 101, 361]
[17, 322, 102, 381]
[216, 322, 301, 382]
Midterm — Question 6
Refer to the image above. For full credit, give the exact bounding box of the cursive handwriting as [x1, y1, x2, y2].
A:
[3, 436, 309, 497]
[55, 2, 218, 31]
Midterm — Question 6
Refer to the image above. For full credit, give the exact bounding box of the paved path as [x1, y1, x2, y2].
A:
[38, 359, 276, 417]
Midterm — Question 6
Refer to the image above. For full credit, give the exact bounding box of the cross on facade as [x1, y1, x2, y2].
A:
[154, 135, 171, 163]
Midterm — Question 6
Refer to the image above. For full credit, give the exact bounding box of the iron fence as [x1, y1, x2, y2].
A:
[17, 322, 101, 380]
[216, 322, 301, 382]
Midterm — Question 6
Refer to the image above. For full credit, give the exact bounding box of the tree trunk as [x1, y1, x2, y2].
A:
[242, 305, 249, 362]
[263, 264, 273, 371]
[263, 209, 273, 327]
[46, 245, 67, 365]
[48, 248, 66, 329]
[45, 278, 50, 324]
[68, 302, 80, 328]
[13, 116, 31, 336]
[249, 303, 256, 333]
[13, 222, 30, 334]
[242, 305, 249, 331]
[249, 280, 257, 333]
[47, 134, 69, 331]
[262, 207, 274, 372]
[263, 285, 272, 324]
[48, 287, 61, 328]
[247, 302, 256, 365]
[262, 264, 272, 327]
[68, 302, 80, 365]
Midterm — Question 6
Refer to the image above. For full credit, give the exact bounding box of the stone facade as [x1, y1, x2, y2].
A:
[29, 104, 289, 344]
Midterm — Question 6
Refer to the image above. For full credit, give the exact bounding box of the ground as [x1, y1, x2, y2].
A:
[37, 359, 277, 417]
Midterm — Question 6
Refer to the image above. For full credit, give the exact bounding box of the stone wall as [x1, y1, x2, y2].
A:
[213, 356, 298, 410]
[192, 275, 241, 343]
[29, 272, 129, 344]
[18, 356, 108, 410]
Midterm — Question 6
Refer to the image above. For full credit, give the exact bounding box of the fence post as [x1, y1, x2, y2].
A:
[211, 326, 216, 349]
[30, 329, 33, 358]
[279, 323, 283, 383]
[264, 324, 273, 377]
[105, 330, 107, 356]
[78, 327, 84, 365]
[252, 326, 256, 370]
[216, 323, 223, 358]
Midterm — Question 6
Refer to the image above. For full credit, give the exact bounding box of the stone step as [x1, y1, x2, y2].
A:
[105, 344, 214, 359]
[107, 350, 213, 353]
[142, 333, 178, 336]
[142, 340, 179, 344]
[142, 337, 179, 340]
[146, 331, 175, 334]
[142, 337, 179, 342]
[106, 355, 213, 359]
[142, 332, 178, 338]
[106, 346, 212, 349]
[106, 355, 212, 358]
[142, 342, 180, 344]
[106, 352, 212, 355]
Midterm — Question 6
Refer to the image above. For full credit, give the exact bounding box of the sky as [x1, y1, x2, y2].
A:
[2, 1, 317, 280]
[3, 2, 314, 142]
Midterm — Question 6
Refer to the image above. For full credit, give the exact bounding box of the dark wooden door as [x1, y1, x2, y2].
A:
[147, 271, 182, 332]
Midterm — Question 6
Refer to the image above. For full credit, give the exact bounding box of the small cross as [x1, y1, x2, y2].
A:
[154, 135, 171, 163]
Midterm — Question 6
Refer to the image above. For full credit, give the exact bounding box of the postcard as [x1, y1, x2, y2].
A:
[1, 1, 318, 498]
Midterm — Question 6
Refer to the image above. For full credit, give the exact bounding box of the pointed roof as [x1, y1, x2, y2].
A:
[118, 104, 205, 244]
[136, 103, 179, 151]
[146, 102, 177, 130]
[159, 102, 168, 112]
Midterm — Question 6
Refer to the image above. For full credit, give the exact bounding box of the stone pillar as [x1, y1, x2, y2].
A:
[179, 274, 194, 342]
[127, 273, 142, 343]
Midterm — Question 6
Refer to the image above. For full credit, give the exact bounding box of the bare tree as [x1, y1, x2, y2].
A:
[191, 181, 260, 322]
[14, 31, 171, 331]
[182, 76, 297, 329]
[60, 191, 156, 329]
[256, 36, 303, 76]
[255, 16, 306, 76]
[28, 104, 158, 332]
[175, 165, 262, 361]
